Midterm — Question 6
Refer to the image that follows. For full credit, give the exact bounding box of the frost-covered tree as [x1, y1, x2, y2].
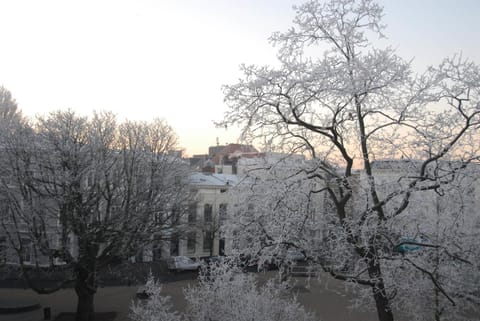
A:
[0, 86, 26, 267]
[225, 154, 324, 270]
[385, 175, 480, 321]
[0, 86, 22, 125]
[0, 109, 193, 321]
[131, 262, 317, 321]
[130, 273, 182, 321]
[220, 1, 480, 320]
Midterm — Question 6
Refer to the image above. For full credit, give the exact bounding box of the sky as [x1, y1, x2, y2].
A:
[1, 0, 479, 157]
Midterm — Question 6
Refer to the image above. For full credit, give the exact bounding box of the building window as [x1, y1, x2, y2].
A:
[135, 248, 144, 263]
[0, 202, 14, 225]
[154, 211, 162, 224]
[0, 237, 6, 264]
[246, 203, 255, 217]
[219, 203, 227, 222]
[20, 238, 32, 263]
[153, 235, 162, 261]
[203, 231, 214, 252]
[188, 204, 197, 224]
[170, 237, 179, 256]
[204, 204, 213, 222]
[218, 238, 225, 256]
[174, 176, 182, 184]
[171, 207, 180, 225]
[187, 232, 196, 253]
[232, 231, 239, 250]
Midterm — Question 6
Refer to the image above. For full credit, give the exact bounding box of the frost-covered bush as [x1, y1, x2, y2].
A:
[185, 263, 316, 321]
[130, 273, 182, 321]
[131, 264, 318, 321]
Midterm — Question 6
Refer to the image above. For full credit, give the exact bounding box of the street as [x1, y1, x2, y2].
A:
[0, 271, 382, 321]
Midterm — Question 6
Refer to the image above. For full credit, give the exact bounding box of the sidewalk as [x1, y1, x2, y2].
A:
[0, 286, 138, 321]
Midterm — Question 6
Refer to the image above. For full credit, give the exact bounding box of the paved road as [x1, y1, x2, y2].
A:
[260, 272, 378, 321]
[0, 271, 414, 321]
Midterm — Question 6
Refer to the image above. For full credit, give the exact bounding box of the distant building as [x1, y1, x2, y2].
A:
[141, 172, 237, 260]
[189, 154, 209, 171]
[187, 173, 238, 257]
[209, 145, 226, 158]
[213, 143, 263, 174]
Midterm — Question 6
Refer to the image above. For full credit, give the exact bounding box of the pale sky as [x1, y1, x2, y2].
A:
[1, 0, 479, 156]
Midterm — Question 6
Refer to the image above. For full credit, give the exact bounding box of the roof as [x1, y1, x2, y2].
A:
[212, 144, 261, 165]
[189, 172, 239, 187]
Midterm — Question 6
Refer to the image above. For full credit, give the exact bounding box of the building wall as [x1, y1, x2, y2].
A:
[138, 174, 234, 261]
[183, 185, 230, 258]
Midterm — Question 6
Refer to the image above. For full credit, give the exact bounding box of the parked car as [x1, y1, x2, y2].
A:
[166, 256, 201, 272]
[286, 250, 306, 262]
[201, 256, 226, 265]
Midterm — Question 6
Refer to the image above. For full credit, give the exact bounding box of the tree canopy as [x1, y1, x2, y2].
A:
[220, 1, 480, 320]
[0, 107, 192, 321]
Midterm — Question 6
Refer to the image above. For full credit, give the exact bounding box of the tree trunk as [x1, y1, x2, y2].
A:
[372, 283, 394, 321]
[74, 261, 97, 321]
[75, 289, 95, 321]
[368, 259, 394, 321]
